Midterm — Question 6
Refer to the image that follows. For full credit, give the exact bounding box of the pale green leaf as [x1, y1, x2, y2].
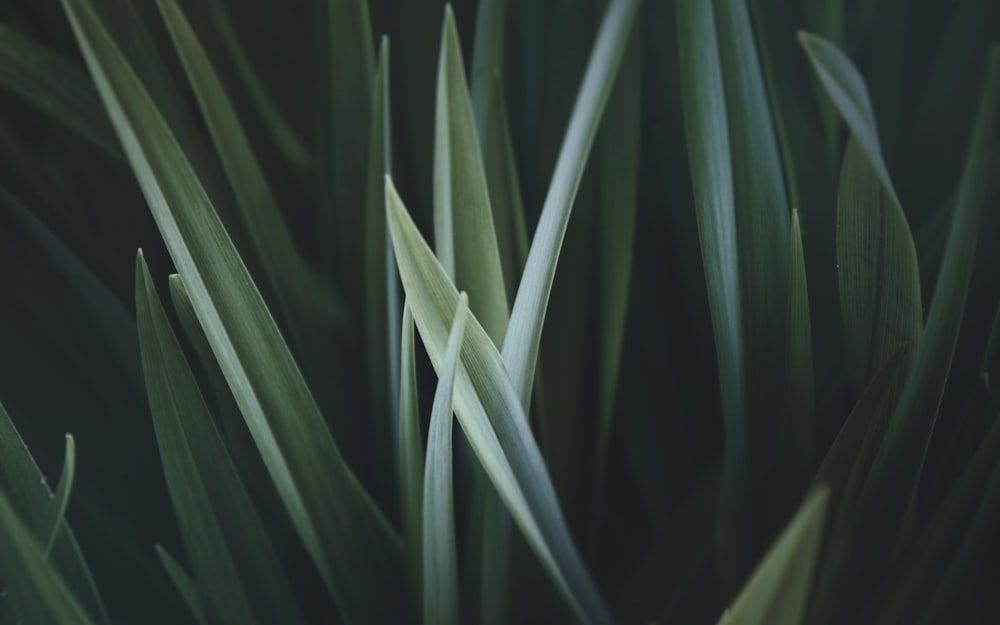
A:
[387, 178, 613, 624]
[34, 435, 76, 557]
[155, 545, 207, 625]
[716, 487, 829, 625]
[422, 294, 469, 625]
[136, 251, 307, 625]
[60, 1, 402, 621]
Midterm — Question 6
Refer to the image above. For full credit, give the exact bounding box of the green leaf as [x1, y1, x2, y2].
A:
[835, 136, 922, 395]
[0, 22, 119, 157]
[136, 251, 307, 625]
[470, 0, 506, 137]
[433, 6, 509, 344]
[857, 43, 1000, 557]
[155, 0, 344, 368]
[387, 178, 613, 624]
[798, 31, 896, 204]
[0, 490, 96, 625]
[327, 0, 374, 284]
[716, 487, 829, 625]
[206, 0, 312, 171]
[675, 0, 747, 585]
[594, 23, 640, 512]
[155, 545, 207, 625]
[366, 37, 400, 490]
[503, 0, 640, 409]
[399, 304, 424, 622]
[34, 435, 76, 556]
[779, 210, 815, 504]
[60, 1, 403, 621]
[0, 402, 108, 624]
[423, 294, 469, 625]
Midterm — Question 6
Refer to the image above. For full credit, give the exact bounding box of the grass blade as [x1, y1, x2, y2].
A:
[503, 0, 640, 408]
[0, 490, 96, 625]
[423, 294, 469, 625]
[387, 178, 614, 624]
[136, 251, 307, 625]
[34, 435, 76, 556]
[399, 304, 424, 622]
[433, 6, 509, 342]
[207, 0, 312, 171]
[0, 402, 108, 623]
[779, 210, 815, 506]
[155, 0, 344, 366]
[0, 22, 119, 157]
[836, 136, 922, 395]
[60, 1, 403, 621]
[155, 545, 207, 625]
[857, 44, 1000, 557]
[716, 487, 829, 625]
[675, 0, 747, 588]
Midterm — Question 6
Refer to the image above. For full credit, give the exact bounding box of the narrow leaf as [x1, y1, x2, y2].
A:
[34, 435, 76, 556]
[399, 304, 424, 622]
[423, 294, 469, 625]
[155, 545, 207, 625]
[136, 251, 307, 625]
[387, 178, 613, 624]
[60, 1, 402, 621]
[716, 487, 829, 625]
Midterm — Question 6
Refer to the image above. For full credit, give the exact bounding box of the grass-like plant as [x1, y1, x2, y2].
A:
[0, 0, 998, 623]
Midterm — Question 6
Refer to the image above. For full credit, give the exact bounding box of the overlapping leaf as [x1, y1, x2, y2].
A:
[60, 1, 402, 621]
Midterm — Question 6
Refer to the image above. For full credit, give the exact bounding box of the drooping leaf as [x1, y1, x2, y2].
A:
[60, 1, 402, 621]
[422, 294, 469, 625]
[857, 43, 1000, 557]
[155, 545, 207, 625]
[0, 22, 119, 157]
[716, 487, 829, 625]
[136, 251, 307, 625]
[387, 178, 613, 624]
[835, 136, 922, 395]
[0, 401, 108, 624]
[398, 304, 424, 623]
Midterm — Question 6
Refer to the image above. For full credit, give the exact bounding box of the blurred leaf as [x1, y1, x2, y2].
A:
[207, 0, 312, 171]
[433, 6, 509, 343]
[716, 486, 829, 625]
[779, 210, 815, 505]
[60, 1, 403, 621]
[0, 402, 108, 624]
[594, 22, 640, 526]
[135, 252, 307, 625]
[366, 37, 400, 490]
[398, 304, 424, 622]
[387, 178, 613, 624]
[422, 294, 469, 625]
[857, 44, 1000, 556]
[0, 490, 96, 625]
[675, 0, 747, 585]
[155, 545, 207, 625]
[327, 0, 374, 284]
[0, 22, 119, 157]
[836, 136, 922, 394]
[470, 0, 506, 135]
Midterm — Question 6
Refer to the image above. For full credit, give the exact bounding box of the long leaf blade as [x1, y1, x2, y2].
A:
[60, 1, 402, 621]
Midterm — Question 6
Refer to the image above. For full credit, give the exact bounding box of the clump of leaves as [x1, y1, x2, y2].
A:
[0, 0, 998, 624]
